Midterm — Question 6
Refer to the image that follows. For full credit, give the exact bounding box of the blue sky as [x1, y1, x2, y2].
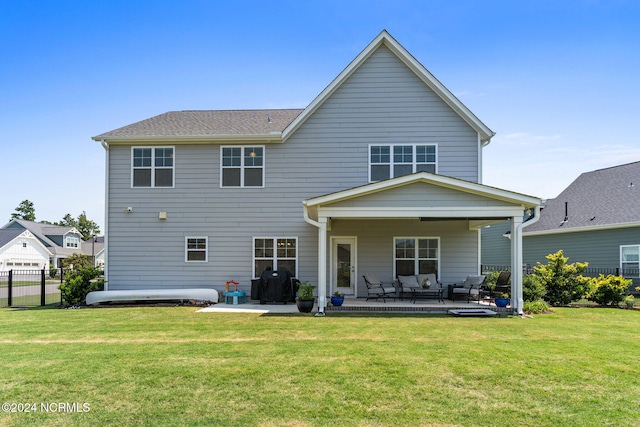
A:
[2, 0, 639, 233]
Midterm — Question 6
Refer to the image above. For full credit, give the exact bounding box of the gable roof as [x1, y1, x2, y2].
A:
[93, 31, 493, 146]
[0, 229, 53, 255]
[92, 109, 304, 143]
[304, 172, 540, 225]
[524, 161, 640, 235]
[3, 219, 79, 248]
[283, 30, 495, 144]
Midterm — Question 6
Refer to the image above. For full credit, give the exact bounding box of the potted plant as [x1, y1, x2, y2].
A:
[296, 281, 315, 313]
[494, 292, 510, 308]
[624, 294, 635, 309]
[331, 290, 345, 307]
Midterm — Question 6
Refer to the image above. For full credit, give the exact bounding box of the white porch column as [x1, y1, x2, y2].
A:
[317, 217, 328, 314]
[510, 215, 524, 315]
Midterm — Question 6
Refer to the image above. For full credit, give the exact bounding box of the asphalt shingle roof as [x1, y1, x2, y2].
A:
[3, 219, 75, 248]
[93, 109, 304, 139]
[525, 161, 640, 233]
[0, 229, 23, 248]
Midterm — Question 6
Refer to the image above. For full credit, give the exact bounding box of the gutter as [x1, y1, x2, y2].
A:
[91, 133, 284, 144]
[100, 140, 109, 289]
[302, 202, 326, 316]
[513, 205, 541, 315]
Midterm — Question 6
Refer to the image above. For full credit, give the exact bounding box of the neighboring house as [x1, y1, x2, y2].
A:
[81, 236, 105, 268]
[482, 161, 640, 289]
[1, 219, 86, 268]
[92, 30, 541, 313]
[0, 229, 51, 272]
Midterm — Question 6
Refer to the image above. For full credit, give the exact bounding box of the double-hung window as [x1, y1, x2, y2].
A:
[65, 236, 79, 248]
[132, 147, 174, 187]
[253, 237, 297, 277]
[221, 146, 264, 187]
[185, 237, 208, 262]
[370, 144, 437, 181]
[620, 245, 639, 278]
[394, 237, 439, 277]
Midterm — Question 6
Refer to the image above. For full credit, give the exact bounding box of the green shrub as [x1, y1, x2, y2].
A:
[523, 299, 552, 314]
[61, 253, 93, 270]
[523, 274, 546, 302]
[586, 274, 632, 306]
[532, 250, 590, 306]
[60, 267, 103, 306]
[482, 270, 502, 285]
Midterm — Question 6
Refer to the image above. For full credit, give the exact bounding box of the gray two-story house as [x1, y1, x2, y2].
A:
[93, 30, 541, 314]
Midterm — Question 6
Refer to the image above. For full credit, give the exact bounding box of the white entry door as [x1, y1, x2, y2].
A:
[332, 237, 357, 296]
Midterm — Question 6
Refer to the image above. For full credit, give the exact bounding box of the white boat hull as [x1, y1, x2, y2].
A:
[86, 289, 219, 305]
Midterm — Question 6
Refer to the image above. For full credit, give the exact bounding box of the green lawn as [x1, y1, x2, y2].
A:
[0, 307, 638, 426]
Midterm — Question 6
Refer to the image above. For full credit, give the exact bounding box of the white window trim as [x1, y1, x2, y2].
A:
[392, 236, 441, 278]
[620, 244, 640, 278]
[131, 146, 176, 188]
[252, 236, 298, 278]
[185, 236, 208, 263]
[369, 143, 438, 182]
[220, 146, 265, 188]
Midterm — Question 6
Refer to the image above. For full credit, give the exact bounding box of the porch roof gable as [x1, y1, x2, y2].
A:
[303, 172, 541, 222]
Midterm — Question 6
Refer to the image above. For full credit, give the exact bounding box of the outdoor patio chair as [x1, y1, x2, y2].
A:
[450, 275, 486, 302]
[494, 271, 511, 294]
[363, 274, 396, 302]
[397, 275, 421, 300]
[480, 271, 511, 302]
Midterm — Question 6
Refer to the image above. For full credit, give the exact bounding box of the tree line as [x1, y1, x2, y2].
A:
[9, 199, 100, 241]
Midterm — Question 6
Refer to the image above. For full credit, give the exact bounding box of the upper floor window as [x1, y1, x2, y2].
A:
[620, 245, 639, 278]
[132, 147, 174, 188]
[221, 146, 264, 187]
[65, 236, 80, 248]
[369, 144, 437, 182]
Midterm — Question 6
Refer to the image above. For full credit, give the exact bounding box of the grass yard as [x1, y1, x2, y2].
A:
[0, 307, 638, 427]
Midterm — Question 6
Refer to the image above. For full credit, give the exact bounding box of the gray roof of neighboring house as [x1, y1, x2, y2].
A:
[93, 109, 305, 139]
[2, 219, 77, 248]
[81, 236, 104, 256]
[0, 229, 24, 248]
[524, 161, 640, 233]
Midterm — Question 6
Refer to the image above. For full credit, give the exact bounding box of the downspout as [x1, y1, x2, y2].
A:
[303, 202, 326, 316]
[513, 205, 540, 315]
[100, 140, 109, 290]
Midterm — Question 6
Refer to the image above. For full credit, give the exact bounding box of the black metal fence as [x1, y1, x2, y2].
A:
[482, 264, 640, 278]
[0, 268, 64, 308]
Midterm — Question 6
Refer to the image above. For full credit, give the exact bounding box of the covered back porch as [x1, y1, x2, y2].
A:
[303, 172, 541, 316]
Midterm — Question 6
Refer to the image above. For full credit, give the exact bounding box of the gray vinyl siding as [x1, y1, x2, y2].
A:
[107, 144, 320, 290]
[104, 44, 484, 291]
[290, 45, 480, 187]
[481, 220, 512, 266]
[524, 228, 640, 269]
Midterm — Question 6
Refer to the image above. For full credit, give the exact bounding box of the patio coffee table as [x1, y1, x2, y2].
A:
[410, 287, 444, 304]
